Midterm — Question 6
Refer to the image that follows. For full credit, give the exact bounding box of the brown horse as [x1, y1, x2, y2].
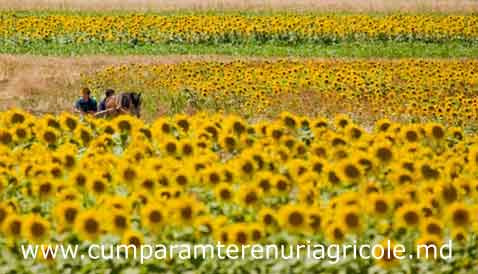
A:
[95, 92, 142, 118]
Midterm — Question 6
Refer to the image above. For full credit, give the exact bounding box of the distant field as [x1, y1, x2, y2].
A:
[1, 13, 477, 57]
[1, 0, 477, 12]
[1, 55, 477, 126]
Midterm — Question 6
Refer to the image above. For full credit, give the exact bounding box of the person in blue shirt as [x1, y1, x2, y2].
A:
[74, 87, 97, 114]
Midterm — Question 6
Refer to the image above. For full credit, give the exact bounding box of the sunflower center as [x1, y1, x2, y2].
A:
[85, 218, 99, 234]
[344, 164, 360, 179]
[288, 211, 304, 227]
[30, 222, 46, 238]
[39, 183, 52, 195]
[375, 200, 388, 213]
[345, 213, 359, 228]
[114, 215, 127, 229]
[128, 236, 141, 247]
[149, 211, 162, 223]
[93, 181, 105, 193]
[181, 207, 193, 219]
[220, 189, 231, 200]
[236, 231, 247, 244]
[453, 209, 469, 226]
[404, 211, 419, 225]
[65, 208, 78, 223]
[333, 228, 344, 240]
[10, 220, 21, 235]
[263, 214, 273, 225]
[245, 192, 258, 204]
[426, 223, 442, 235]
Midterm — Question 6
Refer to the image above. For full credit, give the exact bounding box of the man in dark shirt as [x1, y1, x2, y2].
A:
[74, 87, 97, 114]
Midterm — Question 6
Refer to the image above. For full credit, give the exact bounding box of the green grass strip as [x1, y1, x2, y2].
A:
[1, 41, 477, 58]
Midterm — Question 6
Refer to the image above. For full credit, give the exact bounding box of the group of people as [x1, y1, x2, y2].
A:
[74, 87, 115, 115]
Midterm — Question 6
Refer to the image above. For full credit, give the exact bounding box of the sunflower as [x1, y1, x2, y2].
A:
[435, 182, 459, 205]
[367, 193, 390, 217]
[345, 124, 365, 141]
[334, 114, 351, 130]
[118, 162, 139, 185]
[337, 159, 362, 185]
[172, 197, 203, 225]
[194, 215, 215, 238]
[228, 223, 250, 245]
[395, 204, 421, 229]
[141, 203, 166, 232]
[447, 202, 471, 228]
[278, 204, 307, 233]
[325, 223, 346, 243]
[372, 142, 394, 165]
[279, 112, 298, 129]
[249, 223, 265, 243]
[418, 161, 440, 181]
[324, 166, 342, 186]
[0, 129, 13, 146]
[135, 174, 156, 192]
[307, 207, 322, 233]
[175, 114, 190, 133]
[74, 210, 103, 241]
[375, 119, 392, 133]
[121, 230, 143, 248]
[60, 112, 79, 131]
[108, 210, 130, 235]
[214, 183, 234, 203]
[257, 207, 277, 228]
[214, 225, 232, 245]
[58, 149, 77, 170]
[54, 201, 81, 232]
[69, 169, 89, 189]
[74, 126, 93, 147]
[114, 115, 137, 133]
[32, 177, 57, 199]
[312, 117, 329, 129]
[3, 214, 23, 241]
[162, 138, 178, 157]
[173, 169, 191, 187]
[337, 206, 362, 234]
[37, 127, 59, 145]
[420, 217, 443, 237]
[87, 176, 108, 196]
[22, 214, 50, 243]
[425, 123, 446, 141]
[373, 239, 403, 269]
[272, 174, 290, 196]
[415, 235, 443, 259]
[12, 125, 31, 143]
[237, 185, 262, 207]
[178, 139, 195, 157]
[267, 124, 284, 142]
[220, 134, 238, 153]
[451, 228, 467, 243]
[0, 203, 12, 227]
[6, 109, 27, 126]
[235, 157, 256, 178]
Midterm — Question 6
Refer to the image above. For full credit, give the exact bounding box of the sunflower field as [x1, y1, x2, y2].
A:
[0, 109, 476, 273]
[82, 59, 478, 125]
[1, 14, 477, 45]
[1, 3, 478, 274]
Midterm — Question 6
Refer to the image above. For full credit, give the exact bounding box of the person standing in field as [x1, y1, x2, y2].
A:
[74, 87, 98, 114]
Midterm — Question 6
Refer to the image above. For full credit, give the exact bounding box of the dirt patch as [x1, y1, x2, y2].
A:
[0, 0, 476, 12]
[0, 54, 253, 113]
